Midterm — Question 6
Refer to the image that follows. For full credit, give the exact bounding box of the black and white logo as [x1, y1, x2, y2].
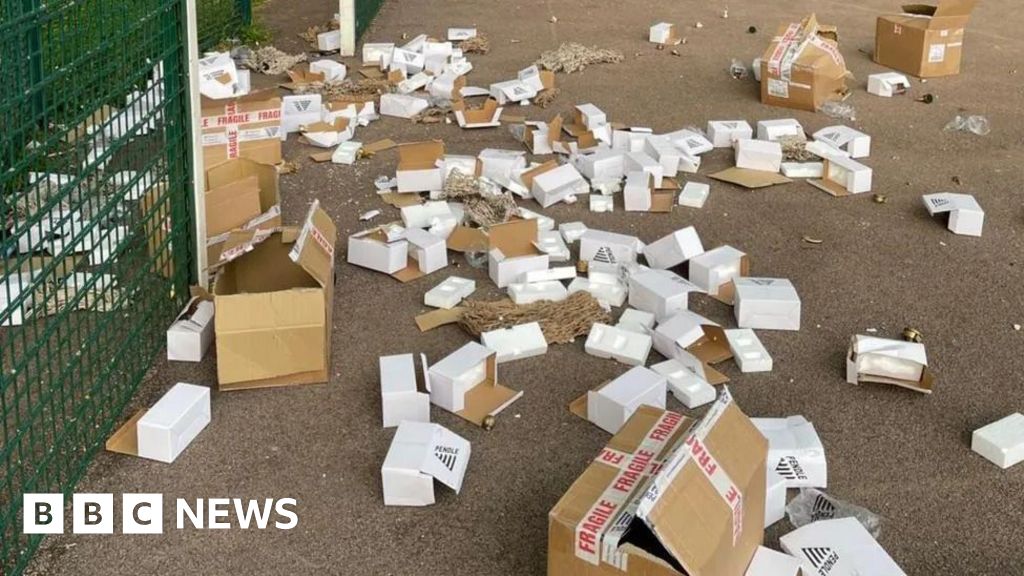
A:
[774, 456, 808, 481]
[592, 246, 616, 264]
[802, 546, 840, 574]
[434, 447, 459, 472]
[811, 494, 836, 521]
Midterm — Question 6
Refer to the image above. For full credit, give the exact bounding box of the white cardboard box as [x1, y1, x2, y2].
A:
[310, 59, 347, 82]
[625, 151, 664, 187]
[813, 125, 871, 158]
[568, 277, 628, 307]
[316, 30, 341, 52]
[617, 308, 656, 334]
[580, 230, 641, 265]
[651, 310, 718, 360]
[380, 93, 429, 119]
[972, 413, 1024, 469]
[756, 118, 804, 141]
[734, 277, 801, 331]
[664, 128, 714, 157]
[649, 22, 678, 44]
[332, 140, 362, 165]
[589, 195, 614, 213]
[735, 139, 783, 172]
[643, 226, 704, 269]
[678, 182, 710, 208]
[427, 342, 491, 413]
[752, 415, 827, 488]
[781, 161, 823, 178]
[381, 421, 470, 506]
[867, 72, 910, 97]
[707, 120, 754, 147]
[644, 136, 683, 176]
[448, 27, 477, 40]
[780, 518, 906, 576]
[534, 230, 571, 262]
[623, 171, 653, 212]
[166, 299, 215, 362]
[507, 280, 568, 304]
[424, 276, 475, 309]
[405, 228, 447, 274]
[628, 270, 701, 321]
[922, 193, 984, 237]
[489, 79, 537, 104]
[401, 201, 452, 229]
[390, 47, 425, 74]
[363, 42, 395, 67]
[745, 546, 802, 576]
[136, 383, 211, 463]
[348, 229, 409, 274]
[688, 245, 747, 296]
[586, 366, 667, 434]
[725, 328, 772, 372]
[585, 323, 652, 366]
[532, 163, 588, 208]
[489, 249, 549, 288]
[380, 354, 431, 428]
[523, 266, 576, 283]
[481, 322, 548, 363]
[811, 155, 873, 196]
[478, 148, 527, 186]
[845, 335, 932, 393]
[281, 94, 323, 135]
[650, 358, 715, 409]
[612, 127, 653, 152]
[765, 468, 788, 528]
[575, 148, 625, 181]
[575, 103, 607, 130]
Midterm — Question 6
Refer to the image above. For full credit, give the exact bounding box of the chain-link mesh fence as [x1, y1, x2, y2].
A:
[356, 0, 384, 38]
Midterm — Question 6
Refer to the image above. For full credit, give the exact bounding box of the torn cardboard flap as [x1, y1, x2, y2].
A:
[204, 175, 262, 237]
[288, 200, 337, 288]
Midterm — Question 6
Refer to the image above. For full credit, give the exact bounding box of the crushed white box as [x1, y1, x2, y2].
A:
[381, 421, 470, 506]
[745, 546, 803, 576]
[735, 139, 783, 172]
[643, 226, 704, 269]
[380, 93, 430, 119]
[845, 335, 934, 393]
[780, 518, 906, 576]
[922, 193, 984, 237]
[585, 366, 667, 434]
[166, 298, 215, 362]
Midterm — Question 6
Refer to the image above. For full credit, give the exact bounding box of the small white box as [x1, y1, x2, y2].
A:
[523, 266, 576, 283]
[644, 136, 683, 176]
[757, 118, 804, 141]
[688, 245, 746, 296]
[745, 546, 802, 576]
[401, 201, 452, 229]
[972, 413, 1024, 469]
[427, 343, 491, 413]
[348, 229, 408, 274]
[650, 358, 715, 409]
[725, 328, 772, 372]
[628, 270, 701, 322]
[812, 155, 873, 196]
[332, 140, 362, 165]
[707, 120, 754, 148]
[405, 228, 447, 274]
[517, 207, 554, 231]
[488, 249, 549, 288]
[735, 139, 783, 172]
[664, 128, 714, 157]
[805, 139, 849, 160]
[568, 277, 628, 308]
[623, 171, 653, 212]
[649, 22, 677, 44]
[625, 151, 664, 188]
[575, 103, 607, 129]
[559, 221, 588, 243]
[448, 27, 477, 41]
[534, 230, 571, 262]
[136, 383, 211, 463]
[507, 280, 568, 304]
[780, 161, 823, 178]
[574, 149, 625, 181]
[362, 42, 395, 67]
[678, 182, 710, 208]
[380, 354, 431, 428]
[580, 230, 641, 265]
[780, 518, 906, 576]
[752, 415, 827, 488]
[586, 366, 667, 434]
[517, 65, 548, 92]
[734, 277, 801, 331]
[922, 193, 984, 237]
[281, 94, 322, 135]
[764, 468, 788, 528]
[381, 421, 470, 507]
[424, 276, 475, 309]
[166, 299, 214, 362]
[585, 323, 652, 366]
[532, 164, 588, 208]
[846, 335, 931, 391]
[489, 79, 537, 104]
[813, 125, 871, 159]
[651, 310, 718, 361]
[481, 322, 548, 363]
[616, 308, 656, 334]
[316, 30, 341, 52]
[612, 127, 653, 152]
[380, 93, 429, 119]
[867, 72, 910, 97]
[310, 59, 346, 82]
[390, 48, 425, 74]
[643, 226, 704, 269]
[590, 195, 614, 212]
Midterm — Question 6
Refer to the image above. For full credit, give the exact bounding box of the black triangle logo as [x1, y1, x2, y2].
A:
[775, 458, 797, 479]
[435, 449, 457, 472]
[802, 547, 835, 570]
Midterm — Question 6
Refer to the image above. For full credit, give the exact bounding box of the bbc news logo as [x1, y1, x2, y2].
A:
[23, 494, 298, 534]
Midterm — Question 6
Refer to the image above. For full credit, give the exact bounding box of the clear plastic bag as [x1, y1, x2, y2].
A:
[464, 251, 488, 269]
[944, 114, 991, 136]
[729, 59, 749, 80]
[821, 100, 856, 121]
[786, 488, 882, 538]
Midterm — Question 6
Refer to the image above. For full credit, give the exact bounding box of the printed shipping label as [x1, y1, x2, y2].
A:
[768, 79, 790, 99]
[928, 44, 946, 63]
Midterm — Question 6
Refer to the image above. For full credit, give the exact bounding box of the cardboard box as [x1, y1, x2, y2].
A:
[623, 171, 653, 212]
[756, 118, 804, 142]
[745, 546, 803, 576]
[478, 148, 527, 186]
[760, 15, 848, 111]
[381, 421, 470, 506]
[405, 228, 447, 274]
[212, 201, 336, 389]
[867, 71, 910, 97]
[548, 388, 767, 576]
[651, 358, 715, 409]
[809, 155, 873, 196]
[526, 162, 589, 208]
[845, 335, 935, 393]
[380, 353, 431, 428]
[652, 310, 732, 365]
[725, 329, 773, 373]
[922, 193, 984, 237]
[453, 98, 503, 129]
[523, 266, 576, 283]
[678, 182, 710, 208]
[581, 230, 642, 265]
[380, 93, 430, 119]
[649, 22, 682, 45]
[735, 139, 783, 172]
[203, 176, 263, 238]
[688, 245, 749, 302]
[752, 416, 827, 488]
[612, 127, 653, 152]
[522, 116, 564, 155]
[557, 222, 586, 245]
[396, 141, 445, 193]
[281, 93, 323, 136]
[107, 383, 210, 464]
[813, 125, 871, 158]
[489, 79, 537, 104]
[167, 297, 215, 362]
[401, 200, 451, 229]
[568, 277, 628, 308]
[625, 151, 664, 187]
[644, 226, 704, 270]
[362, 42, 395, 67]
[874, 0, 976, 78]
[780, 518, 906, 575]
[734, 278, 801, 331]
[448, 27, 477, 41]
[577, 366, 667, 434]
[590, 195, 614, 213]
[708, 120, 754, 147]
[390, 47, 425, 75]
[200, 91, 282, 168]
[487, 219, 549, 288]
[424, 276, 475, 309]
[585, 323, 653, 367]
[664, 129, 714, 157]
[310, 59, 346, 82]
[972, 413, 1024, 469]
[317, 30, 341, 52]
[481, 322, 549, 363]
[628, 270, 701, 322]
[427, 342, 523, 427]
[508, 280, 568, 304]
[348, 226, 408, 274]
[575, 148, 626, 181]
[518, 64, 556, 93]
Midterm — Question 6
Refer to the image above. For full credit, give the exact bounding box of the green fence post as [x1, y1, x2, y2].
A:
[22, 0, 44, 121]
[236, 0, 252, 26]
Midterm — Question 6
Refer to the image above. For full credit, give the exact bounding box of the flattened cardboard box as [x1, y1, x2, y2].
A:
[211, 202, 336, 390]
[549, 388, 767, 576]
[875, 0, 977, 78]
[760, 14, 848, 112]
[200, 91, 282, 168]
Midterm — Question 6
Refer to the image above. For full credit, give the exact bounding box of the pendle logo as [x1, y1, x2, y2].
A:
[23, 494, 298, 534]
[802, 546, 840, 574]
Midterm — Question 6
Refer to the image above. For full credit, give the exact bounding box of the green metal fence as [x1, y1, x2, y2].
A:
[356, 0, 385, 38]
[198, 0, 251, 49]
[0, 1, 246, 574]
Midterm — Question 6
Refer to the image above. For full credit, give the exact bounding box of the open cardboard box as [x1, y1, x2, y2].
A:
[396, 140, 445, 193]
[487, 219, 549, 287]
[760, 14, 849, 112]
[653, 310, 734, 365]
[200, 91, 282, 168]
[427, 342, 523, 428]
[453, 98, 503, 128]
[874, 0, 976, 78]
[549, 388, 767, 576]
[845, 334, 935, 393]
[211, 201, 336, 390]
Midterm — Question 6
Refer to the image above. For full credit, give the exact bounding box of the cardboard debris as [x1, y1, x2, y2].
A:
[972, 413, 1024, 469]
[922, 193, 984, 237]
[709, 167, 792, 189]
[845, 334, 935, 393]
[415, 307, 464, 332]
[760, 14, 849, 111]
[874, 0, 976, 78]
[381, 421, 470, 506]
[427, 342, 523, 427]
[780, 518, 906, 576]
[106, 383, 210, 463]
